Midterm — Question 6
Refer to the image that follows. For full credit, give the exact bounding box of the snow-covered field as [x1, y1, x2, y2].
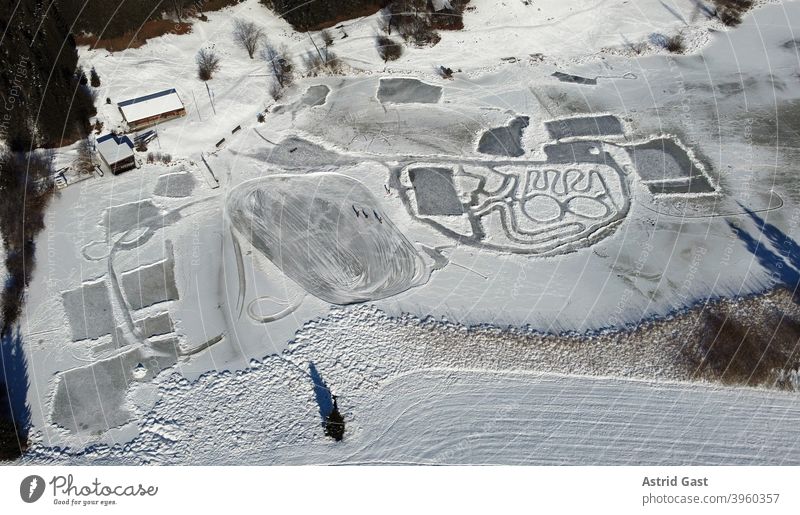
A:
[22, 304, 800, 465]
[16, 0, 800, 463]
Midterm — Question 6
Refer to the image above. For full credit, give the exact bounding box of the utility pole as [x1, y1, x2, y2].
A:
[308, 32, 325, 64]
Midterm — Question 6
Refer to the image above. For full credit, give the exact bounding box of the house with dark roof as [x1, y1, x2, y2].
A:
[117, 89, 186, 130]
[95, 133, 137, 175]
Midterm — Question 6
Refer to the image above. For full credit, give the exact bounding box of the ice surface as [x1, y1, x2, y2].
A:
[545, 115, 624, 140]
[120, 255, 179, 311]
[408, 167, 464, 216]
[61, 279, 115, 341]
[153, 172, 196, 198]
[477, 116, 530, 157]
[377, 78, 443, 104]
[226, 174, 429, 304]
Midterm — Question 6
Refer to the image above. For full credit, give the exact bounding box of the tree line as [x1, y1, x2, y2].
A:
[0, 0, 93, 460]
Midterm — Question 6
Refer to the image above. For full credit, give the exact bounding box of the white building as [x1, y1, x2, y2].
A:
[95, 133, 137, 175]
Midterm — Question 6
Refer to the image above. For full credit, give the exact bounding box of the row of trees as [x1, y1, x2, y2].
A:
[76, 66, 102, 88]
[712, 0, 753, 26]
[259, 0, 471, 54]
[0, 149, 55, 461]
[57, 0, 209, 41]
[260, 0, 387, 31]
[1, 0, 96, 150]
[198, 19, 346, 100]
[0, 0, 88, 460]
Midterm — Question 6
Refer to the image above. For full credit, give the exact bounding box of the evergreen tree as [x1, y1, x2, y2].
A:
[90, 67, 101, 87]
[0, 0, 96, 148]
[77, 66, 88, 85]
[324, 395, 345, 441]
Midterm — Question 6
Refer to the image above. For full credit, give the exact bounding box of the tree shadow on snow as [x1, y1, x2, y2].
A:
[0, 328, 31, 460]
[308, 362, 333, 423]
[728, 206, 800, 299]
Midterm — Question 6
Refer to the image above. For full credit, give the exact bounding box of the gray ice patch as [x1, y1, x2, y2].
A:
[551, 72, 597, 85]
[50, 346, 178, 434]
[377, 78, 443, 104]
[408, 167, 464, 216]
[135, 312, 174, 338]
[120, 255, 179, 311]
[104, 200, 161, 235]
[153, 172, 196, 198]
[251, 136, 354, 169]
[300, 85, 330, 107]
[626, 138, 702, 181]
[62, 279, 115, 341]
[545, 115, 624, 140]
[647, 177, 715, 194]
[477, 116, 530, 157]
[272, 85, 331, 114]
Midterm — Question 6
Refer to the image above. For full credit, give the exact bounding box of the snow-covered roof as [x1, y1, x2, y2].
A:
[118, 89, 184, 123]
[96, 133, 134, 165]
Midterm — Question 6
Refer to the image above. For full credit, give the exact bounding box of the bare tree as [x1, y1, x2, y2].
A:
[196, 48, 221, 81]
[73, 138, 94, 175]
[712, 0, 753, 26]
[171, 0, 186, 22]
[665, 33, 684, 53]
[375, 35, 403, 62]
[321, 29, 334, 47]
[233, 19, 265, 59]
[261, 41, 294, 88]
[268, 81, 283, 101]
[262, 41, 294, 100]
[387, 0, 441, 47]
[303, 48, 343, 76]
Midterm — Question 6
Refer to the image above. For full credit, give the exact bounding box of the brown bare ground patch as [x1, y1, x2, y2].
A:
[76, 20, 192, 52]
[392, 287, 800, 392]
[681, 291, 800, 388]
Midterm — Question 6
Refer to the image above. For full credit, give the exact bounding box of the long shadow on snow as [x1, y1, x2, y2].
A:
[309, 362, 333, 423]
[0, 327, 30, 460]
[728, 206, 800, 299]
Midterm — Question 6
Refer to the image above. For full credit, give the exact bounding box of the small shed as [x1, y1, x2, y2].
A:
[96, 133, 136, 175]
[117, 89, 186, 130]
